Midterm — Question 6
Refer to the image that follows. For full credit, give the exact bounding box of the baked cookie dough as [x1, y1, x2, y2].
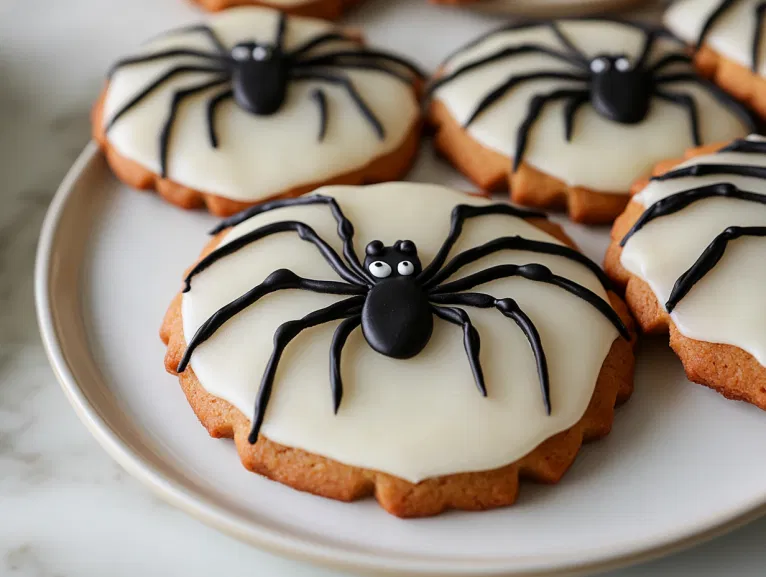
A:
[428, 19, 756, 224]
[665, 0, 766, 119]
[162, 182, 636, 517]
[189, 0, 361, 19]
[606, 135, 766, 410]
[93, 7, 423, 216]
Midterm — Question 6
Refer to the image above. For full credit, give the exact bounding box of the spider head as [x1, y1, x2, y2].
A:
[364, 240, 421, 281]
[588, 54, 652, 125]
[230, 41, 289, 116]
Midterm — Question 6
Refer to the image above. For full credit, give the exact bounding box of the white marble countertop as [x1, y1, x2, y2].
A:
[2, 0, 766, 574]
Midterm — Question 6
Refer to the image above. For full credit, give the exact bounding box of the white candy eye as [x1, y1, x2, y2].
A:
[397, 261, 415, 276]
[231, 46, 251, 61]
[369, 261, 392, 278]
[590, 57, 608, 73]
[615, 57, 630, 72]
[252, 45, 270, 61]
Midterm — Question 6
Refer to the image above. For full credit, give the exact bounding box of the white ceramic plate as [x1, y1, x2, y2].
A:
[36, 141, 766, 577]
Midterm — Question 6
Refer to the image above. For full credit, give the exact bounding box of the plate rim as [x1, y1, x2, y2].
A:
[34, 142, 766, 577]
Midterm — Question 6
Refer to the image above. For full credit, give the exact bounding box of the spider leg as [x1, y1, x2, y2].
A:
[513, 88, 589, 172]
[206, 89, 234, 148]
[464, 71, 588, 127]
[620, 183, 766, 246]
[249, 298, 365, 444]
[296, 58, 416, 84]
[276, 12, 288, 51]
[430, 263, 629, 340]
[752, 2, 766, 72]
[288, 32, 351, 59]
[428, 44, 587, 95]
[329, 315, 362, 413]
[422, 235, 613, 291]
[294, 50, 425, 80]
[697, 0, 738, 49]
[666, 226, 766, 311]
[417, 203, 547, 285]
[654, 89, 701, 146]
[311, 88, 329, 142]
[548, 22, 588, 63]
[431, 305, 486, 396]
[634, 30, 657, 70]
[169, 24, 228, 54]
[184, 220, 367, 292]
[210, 195, 371, 284]
[652, 161, 766, 182]
[292, 70, 385, 139]
[654, 73, 758, 132]
[720, 138, 766, 154]
[105, 65, 227, 132]
[648, 53, 693, 74]
[108, 49, 227, 78]
[177, 272, 364, 373]
[160, 78, 229, 178]
[563, 91, 589, 141]
[430, 292, 550, 414]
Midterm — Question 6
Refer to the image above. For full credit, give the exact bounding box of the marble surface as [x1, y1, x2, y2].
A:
[2, 0, 766, 575]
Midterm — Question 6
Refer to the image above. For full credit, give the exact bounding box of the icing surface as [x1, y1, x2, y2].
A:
[181, 183, 620, 482]
[665, 0, 766, 75]
[433, 20, 750, 193]
[103, 8, 419, 202]
[621, 135, 766, 366]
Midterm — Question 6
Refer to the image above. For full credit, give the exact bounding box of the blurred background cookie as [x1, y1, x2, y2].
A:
[190, 0, 362, 19]
[93, 7, 423, 216]
[428, 19, 756, 224]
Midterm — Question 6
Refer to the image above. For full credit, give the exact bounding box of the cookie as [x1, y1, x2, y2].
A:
[428, 20, 757, 224]
[92, 7, 423, 216]
[605, 135, 766, 410]
[189, 0, 361, 19]
[664, 0, 766, 120]
[161, 182, 636, 517]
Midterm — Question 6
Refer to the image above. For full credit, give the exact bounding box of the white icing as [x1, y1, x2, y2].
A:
[181, 183, 620, 482]
[621, 135, 766, 366]
[664, 0, 766, 76]
[103, 8, 419, 202]
[434, 20, 750, 193]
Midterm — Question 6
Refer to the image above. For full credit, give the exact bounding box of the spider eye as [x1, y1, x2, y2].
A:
[369, 261, 392, 279]
[231, 46, 251, 61]
[590, 57, 609, 74]
[615, 57, 630, 72]
[252, 45, 271, 61]
[397, 261, 415, 276]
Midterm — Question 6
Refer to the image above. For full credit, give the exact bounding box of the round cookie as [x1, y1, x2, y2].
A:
[664, 0, 766, 120]
[428, 19, 757, 224]
[605, 135, 766, 410]
[189, 0, 361, 19]
[93, 7, 423, 216]
[161, 182, 636, 517]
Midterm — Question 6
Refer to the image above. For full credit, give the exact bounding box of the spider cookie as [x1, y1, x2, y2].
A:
[161, 182, 636, 517]
[428, 20, 757, 224]
[664, 0, 766, 119]
[605, 135, 766, 410]
[189, 0, 361, 19]
[92, 8, 423, 216]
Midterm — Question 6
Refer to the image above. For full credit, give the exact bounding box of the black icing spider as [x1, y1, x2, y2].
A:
[429, 20, 757, 171]
[176, 196, 630, 444]
[105, 14, 423, 177]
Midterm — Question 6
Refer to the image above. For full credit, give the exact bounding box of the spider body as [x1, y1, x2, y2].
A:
[229, 41, 291, 115]
[429, 20, 757, 173]
[105, 12, 423, 177]
[177, 194, 630, 445]
[588, 54, 652, 123]
[361, 240, 431, 358]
